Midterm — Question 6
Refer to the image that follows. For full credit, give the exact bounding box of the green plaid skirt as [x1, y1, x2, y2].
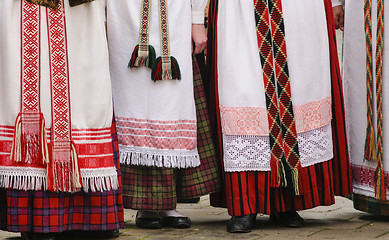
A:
[353, 194, 389, 215]
[121, 54, 221, 211]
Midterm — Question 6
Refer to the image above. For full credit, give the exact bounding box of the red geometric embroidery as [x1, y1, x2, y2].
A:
[116, 117, 197, 150]
[21, 1, 40, 114]
[46, 0, 71, 144]
[352, 164, 388, 188]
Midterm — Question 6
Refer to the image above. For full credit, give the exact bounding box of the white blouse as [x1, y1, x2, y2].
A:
[191, 0, 207, 24]
[332, 0, 343, 7]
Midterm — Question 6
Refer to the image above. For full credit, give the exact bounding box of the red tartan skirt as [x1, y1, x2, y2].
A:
[0, 124, 124, 233]
[223, 160, 335, 216]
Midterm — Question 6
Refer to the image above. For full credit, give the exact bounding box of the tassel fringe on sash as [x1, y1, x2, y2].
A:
[129, 0, 181, 81]
[47, 141, 81, 192]
[11, 113, 49, 165]
[364, 0, 386, 200]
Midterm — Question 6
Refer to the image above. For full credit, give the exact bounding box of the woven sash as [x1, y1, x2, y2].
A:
[13, 0, 81, 192]
[364, 0, 386, 200]
[46, 0, 81, 192]
[254, 0, 301, 195]
[11, 0, 49, 166]
[25, 0, 94, 9]
[129, 0, 181, 81]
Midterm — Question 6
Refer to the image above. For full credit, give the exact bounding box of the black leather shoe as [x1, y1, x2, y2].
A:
[162, 216, 191, 228]
[270, 211, 304, 228]
[21, 232, 56, 240]
[226, 214, 257, 233]
[135, 214, 163, 229]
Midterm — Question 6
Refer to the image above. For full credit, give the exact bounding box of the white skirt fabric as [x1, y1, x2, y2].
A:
[0, 0, 118, 192]
[343, 0, 389, 200]
[107, 0, 200, 169]
[217, 0, 334, 172]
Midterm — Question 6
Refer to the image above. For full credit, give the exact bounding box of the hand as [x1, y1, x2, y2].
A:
[192, 24, 207, 55]
[333, 5, 344, 31]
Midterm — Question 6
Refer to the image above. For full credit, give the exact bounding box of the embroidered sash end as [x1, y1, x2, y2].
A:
[47, 141, 81, 192]
[11, 113, 49, 165]
[152, 56, 181, 81]
[128, 44, 156, 69]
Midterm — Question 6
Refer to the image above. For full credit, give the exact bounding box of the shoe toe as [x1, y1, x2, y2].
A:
[270, 211, 304, 228]
[163, 217, 191, 228]
[226, 214, 256, 233]
[136, 217, 163, 229]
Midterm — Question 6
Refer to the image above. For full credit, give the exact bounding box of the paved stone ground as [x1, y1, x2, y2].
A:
[0, 196, 389, 240]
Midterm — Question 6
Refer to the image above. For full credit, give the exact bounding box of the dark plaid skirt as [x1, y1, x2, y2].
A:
[121, 54, 221, 211]
[223, 160, 335, 216]
[353, 194, 389, 215]
[0, 124, 124, 233]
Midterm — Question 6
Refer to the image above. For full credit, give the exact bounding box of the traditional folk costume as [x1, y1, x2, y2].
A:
[341, 0, 389, 214]
[207, 0, 352, 230]
[107, 0, 220, 227]
[0, 0, 123, 237]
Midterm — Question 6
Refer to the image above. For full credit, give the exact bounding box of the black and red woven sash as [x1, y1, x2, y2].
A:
[254, 0, 301, 195]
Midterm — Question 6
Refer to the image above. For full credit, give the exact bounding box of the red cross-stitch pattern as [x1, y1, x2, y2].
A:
[47, 0, 71, 143]
[21, 1, 40, 113]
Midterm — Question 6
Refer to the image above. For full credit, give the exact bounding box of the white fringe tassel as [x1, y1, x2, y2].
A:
[119, 146, 201, 168]
[0, 167, 118, 192]
[0, 170, 46, 191]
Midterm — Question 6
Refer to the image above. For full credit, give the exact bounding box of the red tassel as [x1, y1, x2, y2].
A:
[47, 141, 81, 192]
[11, 112, 49, 164]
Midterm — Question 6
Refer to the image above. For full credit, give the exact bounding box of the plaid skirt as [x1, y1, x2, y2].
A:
[121, 54, 221, 211]
[353, 194, 389, 216]
[0, 124, 124, 233]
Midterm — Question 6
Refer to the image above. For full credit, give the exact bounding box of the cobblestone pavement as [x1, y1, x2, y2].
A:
[0, 196, 389, 240]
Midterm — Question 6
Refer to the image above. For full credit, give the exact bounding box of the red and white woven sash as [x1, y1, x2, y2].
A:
[46, 0, 81, 192]
[13, 0, 80, 192]
[12, 0, 49, 165]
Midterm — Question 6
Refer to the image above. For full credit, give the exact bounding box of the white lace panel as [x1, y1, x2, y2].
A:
[223, 124, 334, 172]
